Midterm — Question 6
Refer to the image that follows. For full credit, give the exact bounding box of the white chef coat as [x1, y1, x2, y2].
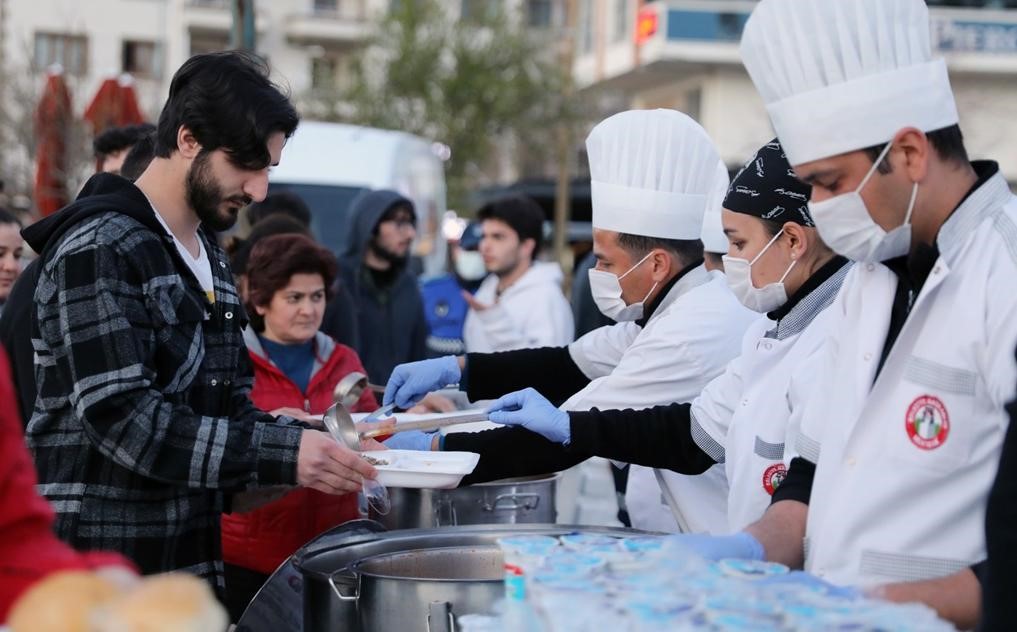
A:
[565, 266, 757, 534]
[691, 261, 850, 531]
[463, 261, 574, 353]
[794, 170, 1017, 587]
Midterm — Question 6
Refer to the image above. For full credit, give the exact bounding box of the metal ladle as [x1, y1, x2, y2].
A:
[323, 402, 490, 452]
[333, 371, 387, 409]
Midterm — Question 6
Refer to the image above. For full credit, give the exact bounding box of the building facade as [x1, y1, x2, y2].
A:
[573, 0, 1017, 182]
[3, 0, 387, 116]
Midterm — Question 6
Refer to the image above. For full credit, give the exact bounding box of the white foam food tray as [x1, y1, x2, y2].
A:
[364, 449, 480, 489]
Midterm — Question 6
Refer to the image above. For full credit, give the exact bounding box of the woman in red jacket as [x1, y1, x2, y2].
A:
[221, 234, 379, 620]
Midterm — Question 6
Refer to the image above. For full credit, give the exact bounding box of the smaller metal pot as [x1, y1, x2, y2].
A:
[330, 546, 504, 632]
[375, 473, 560, 530]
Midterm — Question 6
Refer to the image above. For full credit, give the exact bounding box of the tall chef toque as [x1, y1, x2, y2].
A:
[586, 109, 725, 241]
[701, 160, 731, 254]
[739, 0, 959, 166]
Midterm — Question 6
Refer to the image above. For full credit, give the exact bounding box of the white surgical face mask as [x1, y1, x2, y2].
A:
[454, 250, 487, 281]
[807, 141, 919, 263]
[722, 228, 797, 313]
[588, 251, 659, 322]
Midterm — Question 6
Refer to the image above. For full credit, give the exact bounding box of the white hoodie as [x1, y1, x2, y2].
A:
[463, 261, 574, 353]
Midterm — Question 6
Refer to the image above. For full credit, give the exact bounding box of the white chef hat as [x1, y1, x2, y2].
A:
[587, 109, 722, 240]
[740, 0, 959, 166]
[701, 161, 730, 254]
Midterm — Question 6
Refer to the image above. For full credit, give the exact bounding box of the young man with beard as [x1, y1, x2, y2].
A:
[22, 51, 378, 597]
[462, 195, 574, 353]
[336, 189, 429, 384]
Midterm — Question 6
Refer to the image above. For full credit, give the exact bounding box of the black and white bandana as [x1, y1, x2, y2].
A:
[723, 139, 814, 226]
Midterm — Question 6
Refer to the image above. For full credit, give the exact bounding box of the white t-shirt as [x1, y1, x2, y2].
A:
[152, 207, 215, 304]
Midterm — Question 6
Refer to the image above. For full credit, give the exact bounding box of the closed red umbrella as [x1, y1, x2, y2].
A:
[34, 67, 73, 217]
[84, 74, 145, 135]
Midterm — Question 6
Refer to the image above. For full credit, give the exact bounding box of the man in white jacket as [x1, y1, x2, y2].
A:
[462, 195, 574, 353]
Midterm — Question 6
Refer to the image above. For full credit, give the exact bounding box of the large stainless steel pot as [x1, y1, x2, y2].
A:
[293, 524, 641, 632]
[373, 473, 560, 530]
[330, 546, 504, 632]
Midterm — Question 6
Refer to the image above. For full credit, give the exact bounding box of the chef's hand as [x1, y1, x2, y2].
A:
[383, 430, 439, 451]
[666, 532, 765, 562]
[485, 388, 571, 444]
[383, 356, 462, 409]
[297, 430, 377, 495]
[757, 571, 862, 600]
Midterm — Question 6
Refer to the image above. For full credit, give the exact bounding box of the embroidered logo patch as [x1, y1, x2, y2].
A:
[762, 463, 787, 496]
[906, 395, 950, 450]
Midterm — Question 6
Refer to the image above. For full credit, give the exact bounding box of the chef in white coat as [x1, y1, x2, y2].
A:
[656, 1, 1017, 628]
[477, 139, 852, 533]
[383, 109, 756, 534]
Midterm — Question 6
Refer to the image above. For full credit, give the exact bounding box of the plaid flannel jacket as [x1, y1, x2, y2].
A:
[26, 208, 303, 594]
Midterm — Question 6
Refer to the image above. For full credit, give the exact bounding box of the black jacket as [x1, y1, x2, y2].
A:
[23, 173, 300, 595]
[337, 189, 428, 384]
[1, 174, 149, 423]
[981, 347, 1017, 631]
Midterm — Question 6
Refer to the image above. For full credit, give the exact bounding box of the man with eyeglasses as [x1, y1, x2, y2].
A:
[337, 189, 429, 384]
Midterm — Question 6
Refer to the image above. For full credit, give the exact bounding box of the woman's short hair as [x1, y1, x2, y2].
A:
[245, 233, 338, 331]
[0, 207, 22, 228]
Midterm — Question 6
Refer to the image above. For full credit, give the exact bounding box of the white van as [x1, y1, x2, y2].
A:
[269, 121, 448, 276]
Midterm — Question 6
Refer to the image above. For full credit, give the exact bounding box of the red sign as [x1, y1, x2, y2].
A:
[636, 5, 659, 45]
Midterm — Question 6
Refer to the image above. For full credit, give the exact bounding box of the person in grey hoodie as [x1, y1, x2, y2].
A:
[331, 189, 429, 384]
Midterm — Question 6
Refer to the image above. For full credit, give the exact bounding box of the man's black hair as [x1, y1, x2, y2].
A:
[154, 50, 299, 170]
[246, 191, 312, 227]
[476, 195, 546, 258]
[92, 123, 156, 158]
[863, 124, 969, 175]
[616, 233, 704, 269]
[119, 131, 157, 181]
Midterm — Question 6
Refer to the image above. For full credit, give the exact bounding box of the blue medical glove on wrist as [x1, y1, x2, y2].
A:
[667, 532, 765, 562]
[383, 355, 461, 409]
[382, 430, 437, 451]
[485, 388, 571, 445]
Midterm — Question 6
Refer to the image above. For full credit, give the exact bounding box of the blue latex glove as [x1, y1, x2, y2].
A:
[756, 571, 862, 600]
[382, 430, 437, 451]
[383, 356, 461, 409]
[485, 388, 571, 444]
[666, 532, 765, 562]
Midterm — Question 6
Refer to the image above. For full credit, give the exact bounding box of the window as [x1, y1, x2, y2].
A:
[314, 0, 338, 12]
[122, 40, 160, 79]
[34, 32, 88, 75]
[527, 0, 553, 28]
[310, 57, 338, 91]
[613, 0, 630, 43]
